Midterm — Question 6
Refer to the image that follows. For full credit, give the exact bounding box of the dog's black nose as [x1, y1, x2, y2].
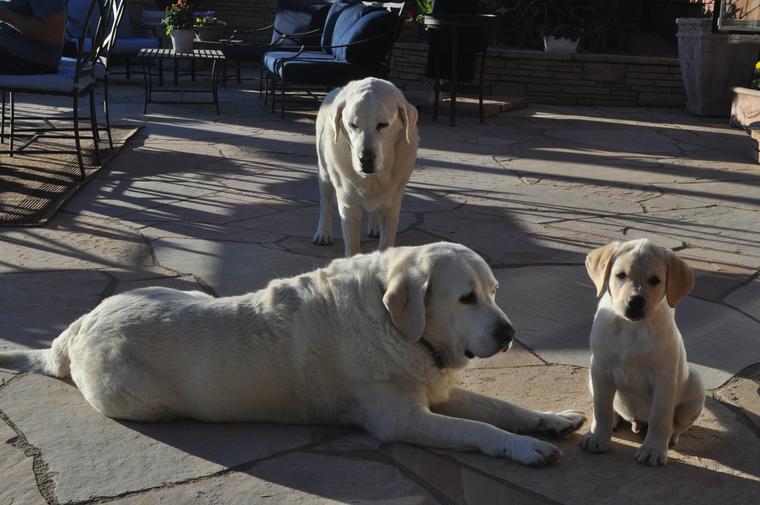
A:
[625, 295, 646, 319]
[359, 151, 375, 173]
[492, 320, 515, 351]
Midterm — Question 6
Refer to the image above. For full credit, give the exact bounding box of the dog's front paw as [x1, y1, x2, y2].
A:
[580, 431, 610, 453]
[635, 442, 668, 466]
[502, 435, 562, 466]
[313, 229, 333, 245]
[541, 410, 587, 438]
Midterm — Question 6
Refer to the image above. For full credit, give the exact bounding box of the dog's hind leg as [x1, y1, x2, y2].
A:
[313, 174, 336, 246]
[367, 211, 380, 238]
[671, 367, 705, 447]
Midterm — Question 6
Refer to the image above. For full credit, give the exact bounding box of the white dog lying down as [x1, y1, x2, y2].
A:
[313, 77, 418, 257]
[0, 242, 584, 466]
[581, 239, 704, 466]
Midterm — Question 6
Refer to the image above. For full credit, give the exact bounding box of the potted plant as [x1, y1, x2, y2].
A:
[538, 0, 583, 54]
[195, 10, 228, 42]
[162, 0, 195, 53]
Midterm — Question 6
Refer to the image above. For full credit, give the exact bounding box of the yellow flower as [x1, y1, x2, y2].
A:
[755, 61, 760, 70]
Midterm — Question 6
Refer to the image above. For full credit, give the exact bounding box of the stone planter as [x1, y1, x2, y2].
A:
[171, 29, 195, 53]
[676, 18, 760, 116]
[196, 25, 229, 42]
[731, 86, 760, 129]
[543, 36, 578, 55]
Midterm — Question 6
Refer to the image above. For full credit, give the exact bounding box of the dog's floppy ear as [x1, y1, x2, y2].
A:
[586, 242, 622, 297]
[333, 101, 345, 143]
[665, 250, 694, 308]
[383, 254, 430, 342]
[398, 100, 418, 144]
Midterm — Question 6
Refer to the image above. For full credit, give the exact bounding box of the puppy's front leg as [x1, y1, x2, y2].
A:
[338, 204, 362, 256]
[636, 377, 677, 466]
[432, 388, 585, 438]
[364, 401, 562, 466]
[581, 366, 616, 453]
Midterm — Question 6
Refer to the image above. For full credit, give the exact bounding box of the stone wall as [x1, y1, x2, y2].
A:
[389, 43, 686, 107]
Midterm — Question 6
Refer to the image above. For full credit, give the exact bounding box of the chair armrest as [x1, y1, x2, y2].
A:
[316, 27, 398, 52]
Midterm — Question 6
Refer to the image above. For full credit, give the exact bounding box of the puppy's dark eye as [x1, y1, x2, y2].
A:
[348, 122, 357, 129]
[648, 276, 661, 286]
[459, 292, 477, 304]
[377, 122, 389, 130]
[616, 272, 627, 280]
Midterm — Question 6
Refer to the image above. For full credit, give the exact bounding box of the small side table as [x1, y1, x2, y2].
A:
[423, 14, 497, 126]
[137, 48, 226, 114]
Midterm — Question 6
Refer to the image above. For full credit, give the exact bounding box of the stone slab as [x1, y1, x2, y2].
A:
[715, 363, 760, 433]
[724, 279, 760, 320]
[0, 422, 47, 505]
[0, 215, 153, 273]
[493, 265, 596, 367]
[110, 452, 437, 505]
[0, 375, 342, 504]
[151, 238, 324, 296]
[428, 367, 760, 505]
[0, 270, 109, 353]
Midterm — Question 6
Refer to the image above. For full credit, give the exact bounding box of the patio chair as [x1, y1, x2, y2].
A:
[220, 0, 331, 89]
[66, 0, 161, 80]
[0, 0, 114, 179]
[263, 0, 405, 118]
[61, 0, 127, 149]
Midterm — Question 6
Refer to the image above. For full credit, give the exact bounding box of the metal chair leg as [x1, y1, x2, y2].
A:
[259, 65, 263, 98]
[9, 92, 14, 157]
[73, 94, 85, 179]
[478, 51, 486, 124]
[89, 90, 100, 165]
[280, 80, 285, 119]
[104, 75, 114, 149]
[271, 77, 277, 114]
[126, 55, 131, 79]
[1, 91, 5, 144]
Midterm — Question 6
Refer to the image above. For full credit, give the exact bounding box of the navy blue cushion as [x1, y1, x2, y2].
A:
[263, 49, 335, 75]
[320, 0, 361, 53]
[271, 0, 331, 48]
[276, 59, 387, 85]
[336, 10, 396, 63]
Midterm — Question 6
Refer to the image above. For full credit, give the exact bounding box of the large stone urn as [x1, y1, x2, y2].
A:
[677, 18, 760, 116]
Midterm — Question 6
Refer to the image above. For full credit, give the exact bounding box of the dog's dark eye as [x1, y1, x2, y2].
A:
[459, 292, 477, 304]
[616, 272, 627, 280]
[348, 122, 357, 129]
[377, 122, 389, 130]
[648, 276, 661, 286]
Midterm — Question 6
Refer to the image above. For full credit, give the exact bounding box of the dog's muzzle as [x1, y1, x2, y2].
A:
[359, 151, 376, 174]
[625, 295, 646, 320]
[492, 320, 515, 352]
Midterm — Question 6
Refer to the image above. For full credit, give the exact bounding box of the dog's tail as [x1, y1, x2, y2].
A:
[0, 316, 81, 378]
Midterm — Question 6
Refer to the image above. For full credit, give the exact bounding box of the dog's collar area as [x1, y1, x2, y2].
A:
[419, 337, 446, 369]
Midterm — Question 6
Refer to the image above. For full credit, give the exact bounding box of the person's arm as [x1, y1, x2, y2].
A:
[0, 6, 65, 45]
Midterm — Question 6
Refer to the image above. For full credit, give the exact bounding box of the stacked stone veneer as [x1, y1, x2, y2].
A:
[389, 43, 686, 107]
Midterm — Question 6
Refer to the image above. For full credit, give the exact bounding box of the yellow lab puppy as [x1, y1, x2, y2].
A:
[580, 239, 704, 466]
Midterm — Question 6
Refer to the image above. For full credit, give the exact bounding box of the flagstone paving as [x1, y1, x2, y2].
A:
[1, 79, 759, 504]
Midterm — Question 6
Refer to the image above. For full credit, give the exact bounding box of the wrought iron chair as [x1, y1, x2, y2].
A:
[60, 0, 127, 149]
[0, 0, 114, 179]
[263, 0, 405, 118]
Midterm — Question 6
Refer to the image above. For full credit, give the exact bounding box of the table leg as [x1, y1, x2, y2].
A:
[212, 59, 220, 114]
[142, 59, 150, 114]
[450, 26, 458, 127]
[174, 59, 179, 85]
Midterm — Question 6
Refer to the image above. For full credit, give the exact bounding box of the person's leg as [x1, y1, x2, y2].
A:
[0, 48, 57, 75]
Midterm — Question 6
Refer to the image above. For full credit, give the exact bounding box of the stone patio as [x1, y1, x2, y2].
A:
[1, 76, 759, 504]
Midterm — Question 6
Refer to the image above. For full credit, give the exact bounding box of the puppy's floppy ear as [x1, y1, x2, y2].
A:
[665, 250, 694, 308]
[383, 254, 430, 342]
[333, 101, 345, 143]
[586, 242, 622, 297]
[398, 100, 418, 144]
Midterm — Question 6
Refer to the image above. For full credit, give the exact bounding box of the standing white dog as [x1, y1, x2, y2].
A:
[0, 243, 584, 466]
[580, 239, 704, 466]
[313, 77, 418, 256]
